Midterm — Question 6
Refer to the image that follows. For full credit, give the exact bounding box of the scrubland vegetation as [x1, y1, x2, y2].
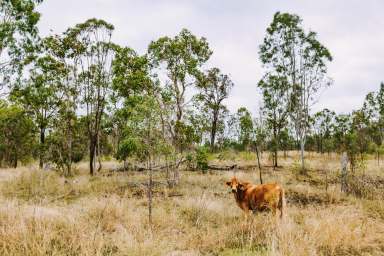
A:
[0, 152, 384, 255]
[1, 1, 384, 255]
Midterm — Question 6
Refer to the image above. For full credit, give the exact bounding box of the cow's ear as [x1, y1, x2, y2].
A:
[225, 181, 231, 186]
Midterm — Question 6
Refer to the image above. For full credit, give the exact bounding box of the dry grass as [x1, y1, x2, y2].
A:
[0, 152, 383, 255]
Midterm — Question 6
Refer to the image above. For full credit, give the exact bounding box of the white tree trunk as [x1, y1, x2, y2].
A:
[300, 137, 305, 172]
[341, 152, 348, 193]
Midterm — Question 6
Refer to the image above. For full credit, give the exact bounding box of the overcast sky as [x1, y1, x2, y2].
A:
[36, 0, 384, 115]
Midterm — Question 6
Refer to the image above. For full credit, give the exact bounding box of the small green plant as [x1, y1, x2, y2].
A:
[186, 153, 195, 170]
[196, 146, 209, 173]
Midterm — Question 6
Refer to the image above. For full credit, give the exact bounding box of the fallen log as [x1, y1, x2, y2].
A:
[207, 164, 269, 171]
[208, 164, 237, 170]
[168, 193, 183, 197]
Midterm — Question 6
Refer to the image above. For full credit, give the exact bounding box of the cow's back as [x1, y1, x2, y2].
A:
[246, 183, 282, 211]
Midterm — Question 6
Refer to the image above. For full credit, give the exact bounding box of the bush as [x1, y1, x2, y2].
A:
[196, 146, 209, 173]
[346, 175, 383, 199]
[186, 153, 195, 170]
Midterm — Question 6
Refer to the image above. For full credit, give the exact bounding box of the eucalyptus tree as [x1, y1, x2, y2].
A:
[258, 75, 290, 167]
[127, 90, 167, 226]
[351, 109, 371, 161]
[333, 114, 353, 151]
[195, 67, 233, 151]
[10, 29, 83, 172]
[33, 33, 82, 174]
[0, 0, 42, 92]
[113, 50, 167, 224]
[253, 110, 268, 182]
[333, 113, 362, 170]
[311, 108, 336, 153]
[11, 54, 65, 169]
[186, 106, 210, 145]
[224, 113, 240, 146]
[0, 100, 35, 167]
[259, 12, 332, 172]
[148, 28, 212, 152]
[362, 83, 384, 162]
[237, 107, 253, 150]
[112, 46, 153, 165]
[46, 115, 88, 175]
[66, 19, 116, 175]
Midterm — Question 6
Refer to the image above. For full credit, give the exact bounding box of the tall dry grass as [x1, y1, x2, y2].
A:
[0, 152, 383, 255]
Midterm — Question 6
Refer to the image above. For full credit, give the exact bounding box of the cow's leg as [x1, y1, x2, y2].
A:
[242, 206, 251, 219]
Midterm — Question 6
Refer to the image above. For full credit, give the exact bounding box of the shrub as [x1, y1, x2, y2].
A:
[185, 152, 195, 170]
[196, 146, 209, 173]
[346, 174, 383, 199]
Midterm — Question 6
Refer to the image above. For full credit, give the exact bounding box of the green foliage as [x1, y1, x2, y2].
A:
[148, 28, 212, 77]
[185, 146, 209, 172]
[112, 46, 150, 97]
[10, 44, 66, 168]
[46, 116, 88, 175]
[174, 121, 200, 152]
[1, 5, 383, 180]
[148, 29, 212, 152]
[259, 12, 332, 170]
[116, 137, 140, 161]
[185, 152, 195, 170]
[64, 18, 117, 175]
[0, 0, 42, 84]
[237, 107, 253, 149]
[195, 67, 233, 150]
[311, 109, 336, 153]
[196, 146, 209, 172]
[0, 101, 36, 167]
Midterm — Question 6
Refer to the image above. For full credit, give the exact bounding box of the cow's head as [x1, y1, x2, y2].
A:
[226, 177, 245, 193]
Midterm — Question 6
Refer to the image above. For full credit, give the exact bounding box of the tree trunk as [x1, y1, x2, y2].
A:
[274, 150, 278, 169]
[377, 151, 380, 166]
[300, 137, 305, 173]
[148, 157, 153, 227]
[97, 132, 102, 172]
[210, 115, 217, 152]
[67, 120, 72, 176]
[255, 145, 263, 184]
[165, 157, 171, 187]
[273, 125, 278, 169]
[13, 150, 17, 168]
[39, 127, 45, 169]
[89, 136, 96, 176]
[341, 152, 348, 193]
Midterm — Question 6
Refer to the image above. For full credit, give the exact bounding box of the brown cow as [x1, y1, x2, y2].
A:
[226, 177, 285, 218]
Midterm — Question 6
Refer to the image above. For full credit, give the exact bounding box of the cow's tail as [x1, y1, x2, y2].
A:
[278, 187, 285, 219]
